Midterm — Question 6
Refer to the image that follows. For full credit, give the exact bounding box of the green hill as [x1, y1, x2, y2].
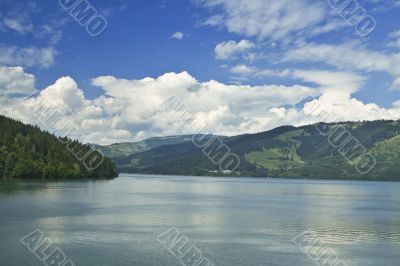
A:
[0, 115, 118, 180]
[100, 120, 400, 181]
[92, 134, 223, 158]
[92, 135, 211, 157]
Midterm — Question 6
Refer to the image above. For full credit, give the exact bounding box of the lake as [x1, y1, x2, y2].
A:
[0, 175, 399, 266]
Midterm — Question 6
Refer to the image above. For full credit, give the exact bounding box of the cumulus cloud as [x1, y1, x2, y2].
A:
[0, 70, 317, 144]
[0, 68, 399, 145]
[0, 66, 36, 95]
[265, 96, 400, 131]
[215, 40, 255, 60]
[91, 71, 318, 138]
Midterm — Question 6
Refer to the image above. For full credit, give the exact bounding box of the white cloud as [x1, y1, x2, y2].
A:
[0, 46, 56, 68]
[0, 1, 39, 35]
[256, 69, 291, 78]
[291, 70, 367, 94]
[215, 40, 255, 60]
[228, 66, 366, 97]
[203, 15, 224, 27]
[0, 1, 66, 45]
[200, 0, 400, 93]
[284, 42, 394, 74]
[301, 95, 400, 123]
[3, 17, 33, 34]
[229, 64, 291, 78]
[36, 77, 91, 113]
[393, 100, 400, 108]
[284, 41, 400, 90]
[230, 64, 256, 75]
[388, 30, 400, 48]
[1, 69, 399, 145]
[198, 0, 335, 42]
[391, 77, 400, 90]
[228, 66, 364, 94]
[34, 19, 67, 45]
[91, 71, 317, 139]
[308, 19, 347, 36]
[0, 71, 316, 144]
[0, 66, 36, 95]
[171, 31, 184, 40]
[253, 94, 400, 135]
[367, 0, 400, 11]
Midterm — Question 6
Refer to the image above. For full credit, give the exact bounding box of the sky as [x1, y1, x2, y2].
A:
[1, 0, 400, 144]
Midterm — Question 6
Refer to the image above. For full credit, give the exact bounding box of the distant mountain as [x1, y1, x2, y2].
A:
[0, 115, 118, 179]
[98, 120, 400, 181]
[93, 134, 223, 160]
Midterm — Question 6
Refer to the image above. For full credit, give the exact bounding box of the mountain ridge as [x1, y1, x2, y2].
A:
[98, 120, 400, 181]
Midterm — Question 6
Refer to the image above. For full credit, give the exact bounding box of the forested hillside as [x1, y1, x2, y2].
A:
[100, 120, 400, 181]
[0, 115, 118, 179]
[92, 134, 221, 158]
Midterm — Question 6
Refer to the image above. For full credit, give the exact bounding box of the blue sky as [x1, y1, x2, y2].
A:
[1, 0, 400, 144]
[2, 0, 231, 97]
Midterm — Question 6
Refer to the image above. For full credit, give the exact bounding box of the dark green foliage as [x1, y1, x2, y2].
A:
[102, 120, 400, 181]
[0, 115, 118, 179]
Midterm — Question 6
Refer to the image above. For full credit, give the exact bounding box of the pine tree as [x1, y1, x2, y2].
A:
[0, 115, 118, 179]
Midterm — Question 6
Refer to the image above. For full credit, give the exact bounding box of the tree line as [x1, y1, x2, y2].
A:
[0, 115, 118, 179]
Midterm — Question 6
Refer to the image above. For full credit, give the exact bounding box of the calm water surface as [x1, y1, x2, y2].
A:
[0, 175, 399, 266]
